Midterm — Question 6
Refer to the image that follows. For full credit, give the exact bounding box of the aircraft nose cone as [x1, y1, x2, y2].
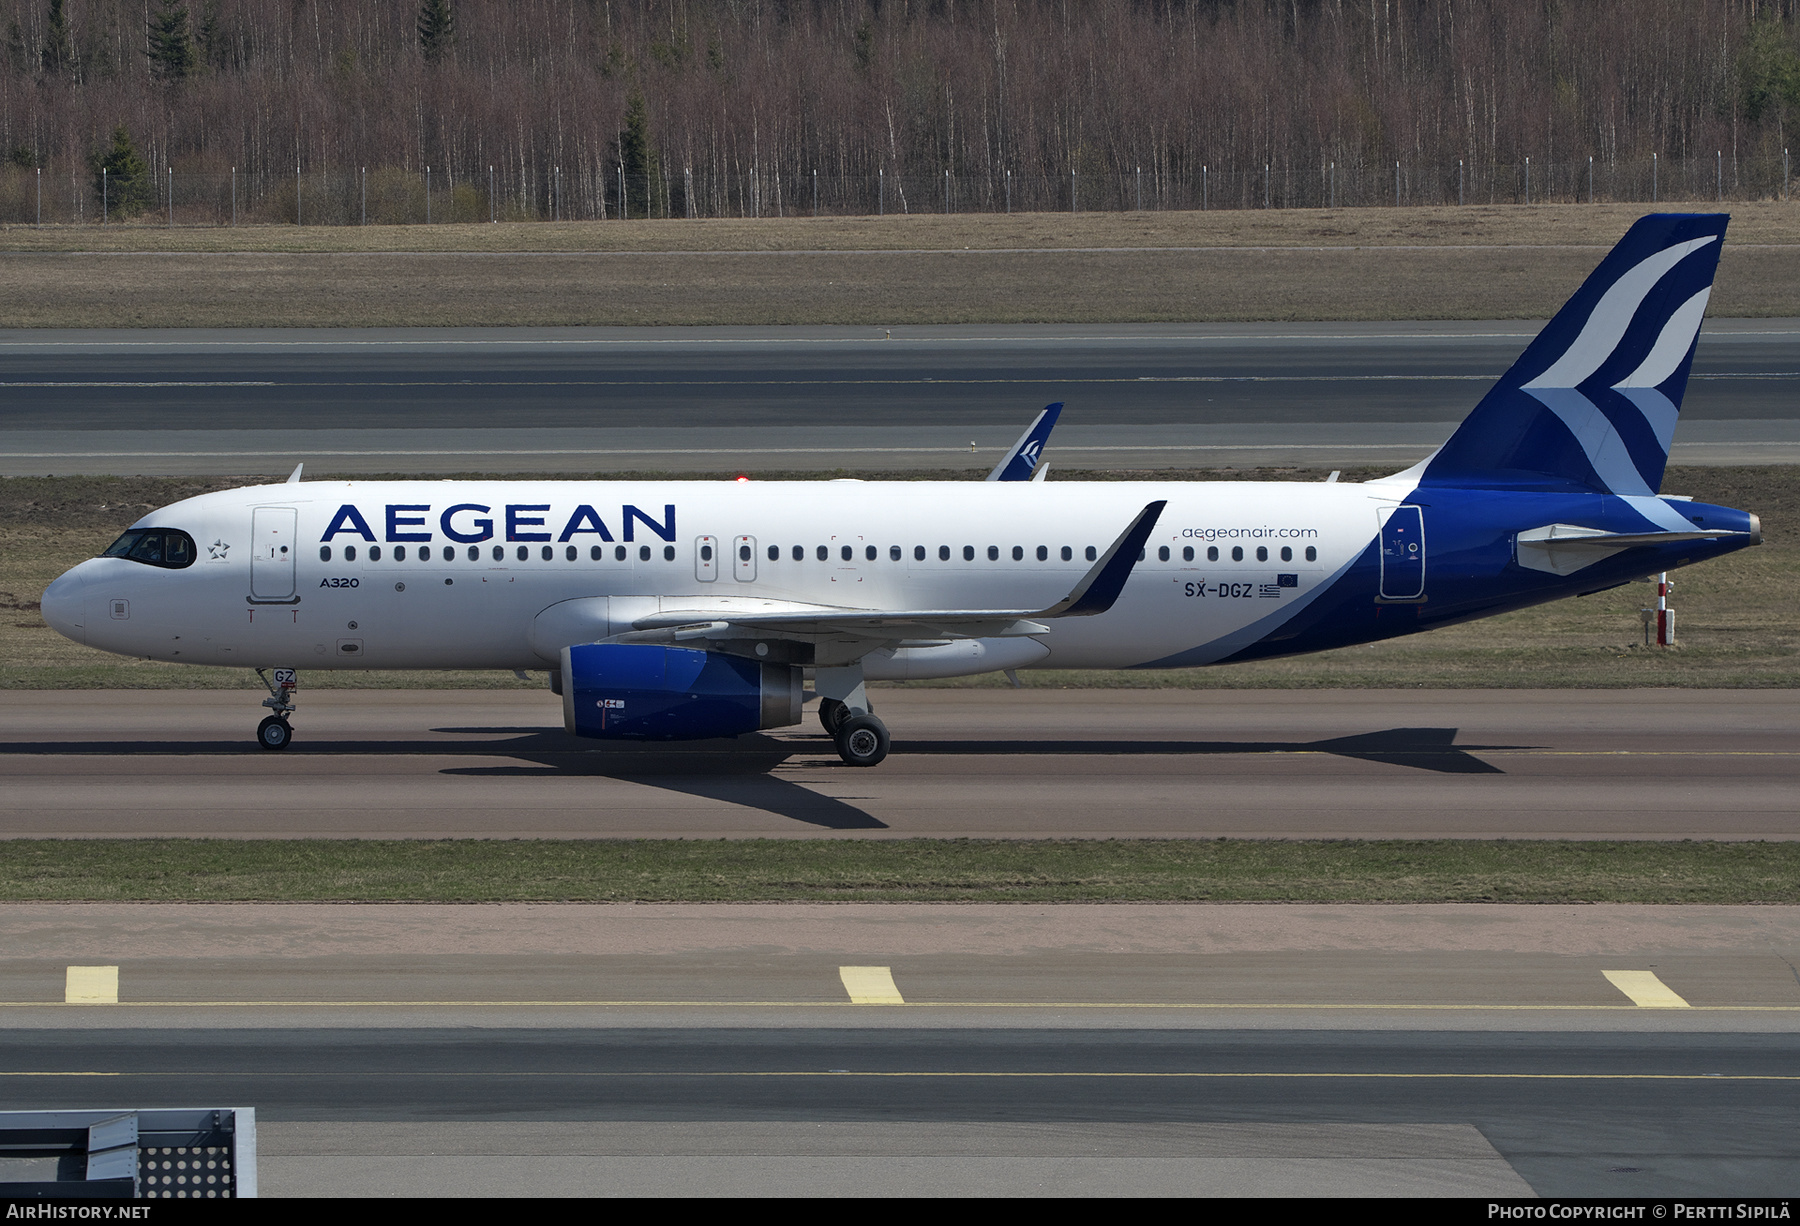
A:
[40, 567, 87, 645]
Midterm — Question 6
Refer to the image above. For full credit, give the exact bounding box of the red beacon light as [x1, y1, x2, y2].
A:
[735, 474, 750, 483]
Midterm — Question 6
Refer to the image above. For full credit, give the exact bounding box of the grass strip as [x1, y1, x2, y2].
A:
[0, 839, 1795, 904]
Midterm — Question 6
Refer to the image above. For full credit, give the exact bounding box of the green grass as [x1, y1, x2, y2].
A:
[0, 838, 1795, 904]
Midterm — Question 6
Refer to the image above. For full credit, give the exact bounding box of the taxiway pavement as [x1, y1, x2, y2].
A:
[3, 321, 1798, 474]
[1, 903, 1796, 1197]
[0, 688, 1793, 839]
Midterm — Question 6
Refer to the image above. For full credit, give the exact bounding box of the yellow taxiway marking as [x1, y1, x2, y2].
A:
[839, 967, 905, 1005]
[1604, 971, 1692, 1009]
[63, 966, 118, 1005]
[0, 1000, 1795, 1011]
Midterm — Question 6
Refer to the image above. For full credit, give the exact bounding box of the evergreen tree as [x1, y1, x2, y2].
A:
[615, 90, 662, 218]
[418, 0, 455, 64]
[42, 0, 68, 74]
[146, 0, 195, 81]
[92, 126, 151, 217]
[197, 1, 224, 71]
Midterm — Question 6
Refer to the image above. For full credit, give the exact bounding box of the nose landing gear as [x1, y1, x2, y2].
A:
[255, 667, 297, 751]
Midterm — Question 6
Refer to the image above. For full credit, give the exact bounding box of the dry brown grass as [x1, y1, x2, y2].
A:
[7, 202, 1800, 252]
[3, 465, 1792, 690]
[2, 204, 1797, 327]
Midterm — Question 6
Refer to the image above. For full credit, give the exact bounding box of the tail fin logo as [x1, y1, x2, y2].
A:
[1420, 214, 1727, 496]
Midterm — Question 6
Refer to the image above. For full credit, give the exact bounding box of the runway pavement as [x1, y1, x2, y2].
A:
[0, 903, 1796, 1196]
[0, 688, 1793, 839]
[3, 321, 1799, 474]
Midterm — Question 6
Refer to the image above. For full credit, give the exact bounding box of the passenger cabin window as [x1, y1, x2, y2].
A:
[492, 546, 504, 561]
[939, 546, 950, 561]
[1011, 546, 1023, 561]
[768, 545, 780, 561]
[591, 546, 604, 561]
[319, 546, 332, 562]
[565, 546, 577, 561]
[369, 546, 382, 561]
[442, 546, 454, 562]
[1305, 545, 1317, 561]
[890, 545, 902, 561]
[741, 544, 753, 562]
[517, 546, 529, 562]
[470, 546, 481, 562]
[640, 545, 652, 561]
[841, 545, 853, 561]
[914, 546, 925, 561]
[663, 545, 675, 561]
[1157, 546, 1170, 561]
[1208, 546, 1219, 561]
[700, 544, 713, 562]
[1281, 546, 1292, 562]
[987, 546, 999, 561]
[1256, 546, 1268, 562]
[866, 545, 878, 561]
[1182, 546, 1193, 562]
[541, 545, 554, 562]
[1085, 546, 1097, 561]
[396, 546, 408, 561]
[346, 545, 358, 562]
[963, 546, 975, 561]
[1060, 546, 1072, 561]
[1036, 546, 1048, 561]
[816, 545, 828, 561]
[1231, 546, 1243, 561]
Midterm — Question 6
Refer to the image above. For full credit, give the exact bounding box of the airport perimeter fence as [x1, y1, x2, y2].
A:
[0, 153, 1792, 226]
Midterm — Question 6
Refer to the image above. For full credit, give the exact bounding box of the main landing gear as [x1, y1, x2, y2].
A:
[255, 668, 297, 751]
[817, 694, 890, 767]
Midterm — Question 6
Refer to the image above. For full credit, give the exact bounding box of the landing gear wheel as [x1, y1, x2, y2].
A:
[256, 716, 293, 751]
[834, 714, 890, 767]
[818, 697, 850, 736]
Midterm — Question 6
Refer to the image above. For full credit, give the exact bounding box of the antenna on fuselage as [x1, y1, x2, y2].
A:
[286, 463, 305, 484]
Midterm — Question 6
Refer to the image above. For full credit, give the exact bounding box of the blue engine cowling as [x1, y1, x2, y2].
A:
[559, 643, 804, 740]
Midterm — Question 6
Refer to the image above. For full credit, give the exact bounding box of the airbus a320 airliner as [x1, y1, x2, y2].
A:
[40, 214, 1761, 767]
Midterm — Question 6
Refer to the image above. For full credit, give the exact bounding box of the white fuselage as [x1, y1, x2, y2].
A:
[44, 479, 1401, 676]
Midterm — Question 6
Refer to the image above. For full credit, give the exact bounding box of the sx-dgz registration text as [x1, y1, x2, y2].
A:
[1183, 575, 1298, 600]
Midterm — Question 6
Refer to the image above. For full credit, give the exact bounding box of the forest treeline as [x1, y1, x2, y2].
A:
[4, 0, 1800, 220]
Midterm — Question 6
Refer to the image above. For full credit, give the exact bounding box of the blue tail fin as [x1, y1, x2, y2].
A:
[1418, 213, 1727, 494]
[987, 402, 1062, 481]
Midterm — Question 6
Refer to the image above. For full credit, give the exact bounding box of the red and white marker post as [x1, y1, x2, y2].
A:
[1656, 572, 1675, 647]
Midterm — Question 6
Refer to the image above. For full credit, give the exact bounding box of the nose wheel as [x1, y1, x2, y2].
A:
[257, 715, 293, 751]
[255, 667, 298, 751]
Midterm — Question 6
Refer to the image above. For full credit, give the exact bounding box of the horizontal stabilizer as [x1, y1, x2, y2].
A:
[1515, 522, 1752, 576]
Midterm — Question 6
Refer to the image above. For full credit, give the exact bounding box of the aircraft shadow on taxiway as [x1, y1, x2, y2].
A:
[0, 726, 1526, 831]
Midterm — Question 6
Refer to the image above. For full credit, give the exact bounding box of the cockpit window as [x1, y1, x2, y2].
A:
[101, 529, 197, 570]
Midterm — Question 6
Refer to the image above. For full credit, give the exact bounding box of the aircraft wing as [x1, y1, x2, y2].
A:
[626, 499, 1165, 644]
[986, 403, 1063, 481]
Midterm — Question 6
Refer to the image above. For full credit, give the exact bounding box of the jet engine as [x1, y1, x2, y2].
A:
[559, 643, 804, 741]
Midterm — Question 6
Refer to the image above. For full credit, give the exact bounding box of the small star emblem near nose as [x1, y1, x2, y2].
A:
[208, 539, 230, 559]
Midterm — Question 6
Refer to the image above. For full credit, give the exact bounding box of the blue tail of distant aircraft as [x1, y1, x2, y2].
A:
[1418, 213, 1727, 496]
[988, 402, 1062, 481]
